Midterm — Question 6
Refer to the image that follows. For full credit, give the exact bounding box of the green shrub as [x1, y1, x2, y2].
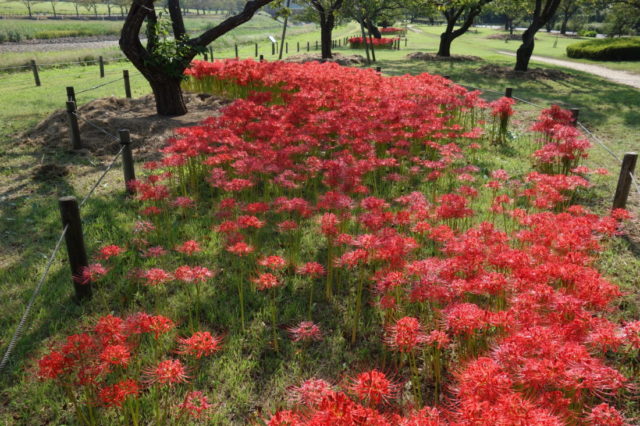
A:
[566, 37, 640, 60]
[577, 29, 597, 38]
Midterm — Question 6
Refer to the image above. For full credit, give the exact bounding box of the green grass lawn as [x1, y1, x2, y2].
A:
[0, 21, 639, 423]
[0, 0, 225, 16]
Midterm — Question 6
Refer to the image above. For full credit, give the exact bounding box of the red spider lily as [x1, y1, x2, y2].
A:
[98, 379, 139, 408]
[289, 378, 335, 408]
[97, 244, 125, 260]
[37, 351, 70, 380]
[178, 390, 213, 419]
[171, 196, 196, 208]
[174, 265, 213, 284]
[144, 359, 189, 386]
[385, 317, 426, 353]
[75, 263, 108, 285]
[258, 255, 287, 270]
[148, 315, 175, 339]
[99, 344, 131, 367]
[586, 403, 627, 426]
[175, 240, 201, 255]
[347, 369, 397, 406]
[287, 321, 322, 342]
[176, 331, 223, 358]
[226, 241, 254, 256]
[142, 245, 168, 258]
[253, 273, 281, 291]
[296, 262, 325, 277]
[268, 410, 303, 426]
[141, 268, 173, 286]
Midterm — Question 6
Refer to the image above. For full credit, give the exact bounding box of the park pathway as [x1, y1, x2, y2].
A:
[498, 50, 640, 90]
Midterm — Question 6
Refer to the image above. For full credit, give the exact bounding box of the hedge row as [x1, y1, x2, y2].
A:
[566, 37, 640, 61]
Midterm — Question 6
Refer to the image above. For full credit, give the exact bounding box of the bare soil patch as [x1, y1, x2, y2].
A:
[284, 53, 368, 66]
[486, 33, 526, 41]
[407, 52, 482, 62]
[22, 93, 230, 158]
[32, 163, 69, 181]
[476, 64, 571, 80]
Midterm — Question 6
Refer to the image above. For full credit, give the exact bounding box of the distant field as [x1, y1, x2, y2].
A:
[0, 0, 222, 16]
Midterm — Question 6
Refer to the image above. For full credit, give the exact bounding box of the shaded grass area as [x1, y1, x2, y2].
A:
[0, 22, 639, 424]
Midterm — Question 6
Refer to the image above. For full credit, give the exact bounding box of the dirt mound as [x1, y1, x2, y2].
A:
[32, 163, 69, 181]
[476, 64, 571, 80]
[486, 33, 526, 41]
[407, 52, 482, 62]
[284, 53, 367, 66]
[22, 93, 230, 158]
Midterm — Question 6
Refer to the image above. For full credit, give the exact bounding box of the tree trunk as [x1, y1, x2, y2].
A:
[319, 14, 334, 59]
[438, 32, 453, 57]
[366, 20, 381, 39]
[27, 4, 32, 18]
[149, 77, 188, 116]
[515, 30, 535, 71]
[560, 14, 569, 34]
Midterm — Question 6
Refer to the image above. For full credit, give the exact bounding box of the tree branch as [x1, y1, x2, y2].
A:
[168, 0, 186, 39]
[189, 0, 275, 48]
[119, 0, 154, 71]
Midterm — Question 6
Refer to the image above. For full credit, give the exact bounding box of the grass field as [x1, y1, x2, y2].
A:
[0, 0, 223, 16]
[0, 21, 639, 424]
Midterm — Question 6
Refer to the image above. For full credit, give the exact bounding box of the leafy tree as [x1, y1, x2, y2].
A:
[433, 0, 494, 57]
[558, 0, 592, 34]
[515, 0, 562, 71]
[80, 0, 99, 17]
[491, 0, 528, 34]
[300, 0, 345, 59]
[604, 1, 640, 35]
[21, 0, 39, 18]
[343, 0, 405, 38]
[119, 0, 278, 116]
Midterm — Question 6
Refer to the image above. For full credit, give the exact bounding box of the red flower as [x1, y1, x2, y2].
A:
[385, 317, 425, 352]
[348, 369, 397, 405]
[145, 359, 189, 386]
[179, 390, 212, 419]
[175, 240, 201, 255]
[287, 321, 322, 342]
[258, 255, 287, 270]
[148, 315, 175, 339]
[99, 344, 130, 367]
[226, 241, 254, 256]
[98, 379, 139, 408]
[177, 331, 223, 358]
[253, 273, 281, 291]
[97, 244, 125, 260]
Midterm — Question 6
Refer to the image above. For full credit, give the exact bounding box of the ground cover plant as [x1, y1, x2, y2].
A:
[18, 58, 640, 424]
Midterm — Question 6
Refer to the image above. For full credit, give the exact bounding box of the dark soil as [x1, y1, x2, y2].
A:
[32, 163, 69, 181]
[407, 52, 483, 62]
[476, 64, 571, 80]
[22, 93, 230, 158]
[284, 53, 368, 66]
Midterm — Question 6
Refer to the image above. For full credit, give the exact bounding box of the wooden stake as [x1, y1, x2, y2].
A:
[66, 86, 76, 103]
[613, 152, 638, 209]
[570, 108, 580, 126]
[99, 56, 105, 78]
[66, 101, 82, 150]
[505, 87, 513, 98]
[31, 60, 40, 87]
[119, 129, 136, 194]
[59, 196, 91, 301]
[123, 70, 131, 99]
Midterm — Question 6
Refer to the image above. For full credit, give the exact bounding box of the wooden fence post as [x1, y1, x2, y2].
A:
[570, 108, 580, 126]
[315, 41, 318, 50]
[123, 70, 132, 99]
[307, 41, 310, 52]
[505, 87, 513, 98]
[286, 42, 288, 54]
[209, 46, 214, 60]
[59, 196, 91, 301]
[297, 41, 300, 52]
[119, 129, 136, 194]
[272, 42, 276, 55]
[613, 152, 638, 209]
[66, 86, 76, 103]
[99, 56, 105, 78]
[203, 52, 208, 61]
[66, 101, 82, 150]
[376, 66, 381, 73]
[30, 60, 41, 87]
[235, 44, 239, 59]
[255, 43, 258, 57]
[259, 54, 264, 62]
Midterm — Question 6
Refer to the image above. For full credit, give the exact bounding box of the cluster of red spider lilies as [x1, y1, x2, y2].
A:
[36, 59, 636, 425]
[348, 37, 399, 49]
